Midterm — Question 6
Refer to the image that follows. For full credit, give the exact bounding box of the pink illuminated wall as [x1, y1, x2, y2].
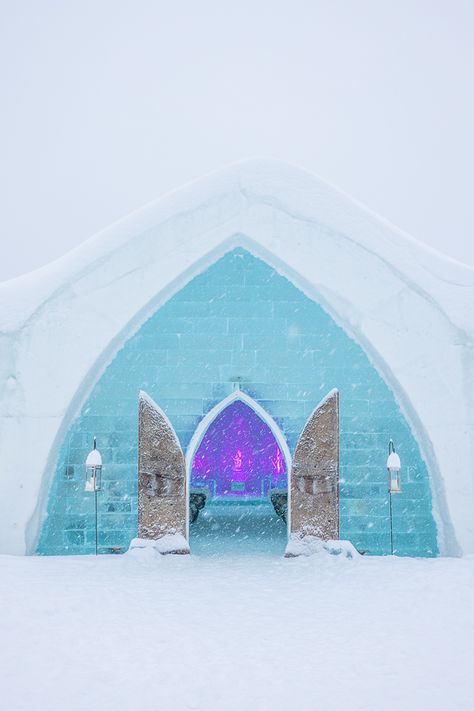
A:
[191, 400, 287, 498]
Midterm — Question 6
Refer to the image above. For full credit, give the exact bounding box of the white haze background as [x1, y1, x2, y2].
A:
[1, 0, 473, 281]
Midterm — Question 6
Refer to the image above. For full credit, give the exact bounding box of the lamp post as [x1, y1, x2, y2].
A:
[85, 437, 102, 555]
[387, 439, 401, 555]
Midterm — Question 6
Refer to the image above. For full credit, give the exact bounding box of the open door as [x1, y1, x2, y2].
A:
[137, 391, 188, 552]
[289, 389, 339, 541]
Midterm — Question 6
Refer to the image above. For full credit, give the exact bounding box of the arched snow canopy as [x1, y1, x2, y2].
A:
[0, 158, 472, 556]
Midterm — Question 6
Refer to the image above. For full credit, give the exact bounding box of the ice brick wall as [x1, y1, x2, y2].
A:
[37, 249, 437, 556]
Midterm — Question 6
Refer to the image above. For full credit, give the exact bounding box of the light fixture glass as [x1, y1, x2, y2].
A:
[387, 440, 401, 494]
[85, 437, 103, 492]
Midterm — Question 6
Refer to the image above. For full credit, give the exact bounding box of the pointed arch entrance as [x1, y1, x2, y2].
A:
[186, 391, 291, 548]
[187, 392, 291, 494]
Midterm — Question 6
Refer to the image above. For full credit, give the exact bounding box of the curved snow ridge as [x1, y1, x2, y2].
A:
[1, 158, 473, 332]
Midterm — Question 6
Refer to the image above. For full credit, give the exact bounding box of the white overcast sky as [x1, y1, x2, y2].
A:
[1, 0, 473, 281]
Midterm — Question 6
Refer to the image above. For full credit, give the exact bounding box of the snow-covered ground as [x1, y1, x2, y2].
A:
[1, 536, 473, 711]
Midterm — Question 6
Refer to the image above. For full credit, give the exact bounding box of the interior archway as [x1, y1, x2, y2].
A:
[186, 391, 291, 492]
[187, 392, 290, 555]
[190, 400, 287, 498]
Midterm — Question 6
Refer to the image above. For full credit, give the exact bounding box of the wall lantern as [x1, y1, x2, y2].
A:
[84, 437, 102, 555]
[387, 439, 401, 494]
[85, 437, 103, 492]
[387, 439, 401, 555]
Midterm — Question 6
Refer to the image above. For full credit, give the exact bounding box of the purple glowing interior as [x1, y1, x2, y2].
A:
[191, 400, 287, 498]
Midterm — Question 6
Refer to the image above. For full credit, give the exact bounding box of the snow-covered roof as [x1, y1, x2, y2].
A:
[0, 158, 473, 556]
[1, 158, 473, 331]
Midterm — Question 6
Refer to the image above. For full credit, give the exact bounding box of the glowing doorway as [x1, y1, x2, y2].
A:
[190, 399, 287, 499]
[188, 394, 289, 555]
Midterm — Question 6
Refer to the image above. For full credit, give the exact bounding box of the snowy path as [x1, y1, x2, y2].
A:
[1, 551, 473, 711]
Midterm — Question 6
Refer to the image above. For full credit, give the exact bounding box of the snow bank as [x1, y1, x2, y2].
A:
[128, 534, 190, 556]
[285, 534, 360, 559]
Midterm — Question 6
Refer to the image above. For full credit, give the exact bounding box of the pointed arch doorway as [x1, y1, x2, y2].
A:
[186, 391, 291, 555]
[136, 388, 340, 556]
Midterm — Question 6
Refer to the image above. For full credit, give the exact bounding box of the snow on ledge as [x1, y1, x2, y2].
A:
[128, 535, 190, 556]
[285, 535, 360, 559]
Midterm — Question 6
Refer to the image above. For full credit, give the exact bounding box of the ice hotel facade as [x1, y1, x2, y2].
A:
[1, 159, 473, 557]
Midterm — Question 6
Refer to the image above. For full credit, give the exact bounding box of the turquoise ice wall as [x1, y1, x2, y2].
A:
[37, 248, 437, 556]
